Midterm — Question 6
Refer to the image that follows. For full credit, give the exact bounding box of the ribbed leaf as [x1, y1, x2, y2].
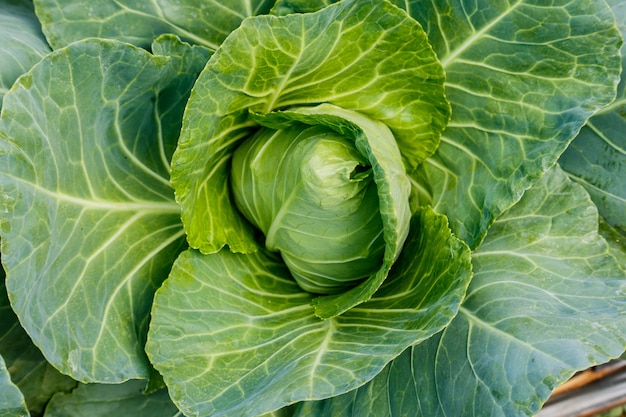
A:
[33, 0, 275, 50]
[1, 273, 76, 416]
[171, 0, 449, 254]
[147, 206, 471, 417]
[0, 264, 30, 417]
[408, 0, 622, 248]
[0, 36, 208, 382]
[294, 166, 626, 417]
[0, 0, 50, 107]
[559, 0, 626, 238]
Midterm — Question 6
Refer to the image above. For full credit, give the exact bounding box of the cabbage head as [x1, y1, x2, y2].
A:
[230, 121, 389, 294]
[1, 0, 624, 416]
[147, 1, 476, 415]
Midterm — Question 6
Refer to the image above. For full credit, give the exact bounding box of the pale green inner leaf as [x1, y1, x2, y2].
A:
[249, 104, 412, 318]
[171, 0, 448, 254]
[231, 123, 385, 294]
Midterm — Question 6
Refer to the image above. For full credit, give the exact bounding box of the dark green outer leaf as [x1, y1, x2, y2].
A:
[559, 117, 626, 235]
[3, 0, 33, 7]
[407, 0, 622, 249]
[598, 219, 626, 271]
[34, 0, 275, 50]
[0, 1, 50, 107]
[0, 265, 30, 417]
[295, 166, 626, 417]
[0, 354, 28, 417]
[43, 380, 180, 417]
[259, 407, 296, 417]
[559, 0, 626, 239]
[146, 206, 471, 417]
[1, 273, 76, 416]
[410, 168, 626, 417]
[0, 37, 208, 382]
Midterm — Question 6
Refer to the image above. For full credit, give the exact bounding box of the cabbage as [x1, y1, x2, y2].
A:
[0, 0, 624, 416]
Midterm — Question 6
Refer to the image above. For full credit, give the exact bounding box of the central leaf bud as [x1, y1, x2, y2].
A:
[230, 123, 385, 294]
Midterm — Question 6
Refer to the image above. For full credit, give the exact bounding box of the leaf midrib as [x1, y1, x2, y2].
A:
[440, 0, 523, 68]
[6, 175, 180, 212]
[458, 306, 570, 367]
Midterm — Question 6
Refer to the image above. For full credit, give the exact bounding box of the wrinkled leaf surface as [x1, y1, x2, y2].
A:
[408, 0, 622, 248]
[559, 0, 626, 238]
[0, 1, 50, 107]
[0, 36, 208, 382]
[294, 167, 626, 417]
[34, 0, 274, 50]
[147, 206, 471, 417]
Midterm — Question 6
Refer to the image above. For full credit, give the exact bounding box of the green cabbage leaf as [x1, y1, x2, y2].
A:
[0, 354, 28, 417]
[292, 166, 626, 416]
[1, 272, 76, 416]
[147, 205, 470, 417]
[0, 0, 624, 416]
[0, 0, 50, 108]
[407, 0, 622, 248]
[33, 0, 275, 50]
[0, 35, 209, 382]
[559, 0, 626, 239]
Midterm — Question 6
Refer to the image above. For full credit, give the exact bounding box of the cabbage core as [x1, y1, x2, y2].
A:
[230, 123, 385, 294]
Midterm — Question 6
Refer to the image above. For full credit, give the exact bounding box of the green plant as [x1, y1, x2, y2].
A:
[1, 0, 625, 416]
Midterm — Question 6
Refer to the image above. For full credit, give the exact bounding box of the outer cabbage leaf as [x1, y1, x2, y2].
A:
[146, 206, 471, 417]
[43, 380, 179, 417]
[407, 0, 622, 249]
[171, 0, 449, 254]
[559, 0, 626, 239]
[33, 0, 275, 50]
[1, 272, 76, 416]
[0, 1, 50, 107]
[0, 354, 28, 417]
[42, 384, 291, 417]
[271, 0, 333, 15]
[0, 263, 30, 417]
[560, 118, 626, 235]
[599, 219, 626, 276]
[293, 166, 626, 417]
[0, 36, 209, 382]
